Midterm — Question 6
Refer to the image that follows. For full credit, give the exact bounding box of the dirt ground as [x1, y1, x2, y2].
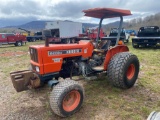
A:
[0, 51, 27, 57]
[0, 42, 160, 120]
[1, 72, 159, 120]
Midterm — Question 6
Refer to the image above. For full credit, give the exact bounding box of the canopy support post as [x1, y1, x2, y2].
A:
[116, 16, 123, 45]
[96, 17, 104, 48]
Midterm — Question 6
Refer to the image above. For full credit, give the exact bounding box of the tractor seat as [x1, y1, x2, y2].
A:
[91, 40, 111, 72]
[93, 40, 111, 53]
[92, 64, 104, 72]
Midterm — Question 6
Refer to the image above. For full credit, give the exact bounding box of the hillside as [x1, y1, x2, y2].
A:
[103, 12, 160, 32]
[0, 12, 160, 33]
[0, 21, 98, 33]
[2, 21, 50, 31]
[18, 21, 48, 30]
[125, 12, 160, 31]
[103, 21, 128, 32]
[0, 20, 124, 33]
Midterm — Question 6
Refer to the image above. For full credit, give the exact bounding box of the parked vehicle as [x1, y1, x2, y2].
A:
[126, 29, 137, 36]
[102, 28, 130, 46]
[0, 33, 27, 46]
[44, 21, 82, 43]
[18, 28, 43, 42]
[132, 26, 160, 48]
[79, 26, 105, 40]
[10, 8, 139, 117]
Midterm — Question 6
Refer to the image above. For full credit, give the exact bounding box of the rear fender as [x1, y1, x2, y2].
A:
[104, 45, 129, 70]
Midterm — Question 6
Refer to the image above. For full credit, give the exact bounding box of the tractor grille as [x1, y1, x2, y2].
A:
[29, 48, 38, 63]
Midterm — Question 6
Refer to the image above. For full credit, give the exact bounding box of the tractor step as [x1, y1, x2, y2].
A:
[48, 80, 59, 88]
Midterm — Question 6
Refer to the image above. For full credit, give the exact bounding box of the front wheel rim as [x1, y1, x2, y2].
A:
[126, 64, 135, 80]
[63, 90, 80, 112]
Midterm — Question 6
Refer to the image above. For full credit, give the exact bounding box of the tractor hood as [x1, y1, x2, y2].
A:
[29, 40, 94, 75]
[29, 40, 93, 50]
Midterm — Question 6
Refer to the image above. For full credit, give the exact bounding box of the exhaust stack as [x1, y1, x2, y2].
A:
[45, 37, 49, 47]
[43, 30, 51, 47]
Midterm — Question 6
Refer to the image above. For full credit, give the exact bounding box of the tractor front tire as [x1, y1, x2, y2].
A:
[107, 52, 139, 89]
[50, 79, 84, 117]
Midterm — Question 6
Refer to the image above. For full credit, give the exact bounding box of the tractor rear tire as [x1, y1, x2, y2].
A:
[107, 52, 139, 89]
[50, 79, 84, 117]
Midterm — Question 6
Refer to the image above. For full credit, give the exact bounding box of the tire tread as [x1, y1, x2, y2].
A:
[108, 52, 139, 88]
[50, 80, 84, 117]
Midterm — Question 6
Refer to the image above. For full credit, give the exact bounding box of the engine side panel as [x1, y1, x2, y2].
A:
[38, 41, 93, 74]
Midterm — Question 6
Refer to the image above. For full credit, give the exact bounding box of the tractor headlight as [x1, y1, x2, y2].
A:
[35, 66, 40, 72]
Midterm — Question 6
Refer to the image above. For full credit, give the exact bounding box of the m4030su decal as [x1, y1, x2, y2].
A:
[48, 49, 82, 56]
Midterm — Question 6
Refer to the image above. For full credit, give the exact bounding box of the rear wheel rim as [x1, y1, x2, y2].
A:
[63, 90, 80, 112]
[126, 64, 135, 80]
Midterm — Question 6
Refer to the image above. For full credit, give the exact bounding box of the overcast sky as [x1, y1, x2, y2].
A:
[0, 0, 159, 27]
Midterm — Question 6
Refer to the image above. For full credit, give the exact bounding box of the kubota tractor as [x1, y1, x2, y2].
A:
[10, 8, 140, 117]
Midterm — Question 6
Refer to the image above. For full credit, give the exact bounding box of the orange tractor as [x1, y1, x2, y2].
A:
[10, 8, 139, 117]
